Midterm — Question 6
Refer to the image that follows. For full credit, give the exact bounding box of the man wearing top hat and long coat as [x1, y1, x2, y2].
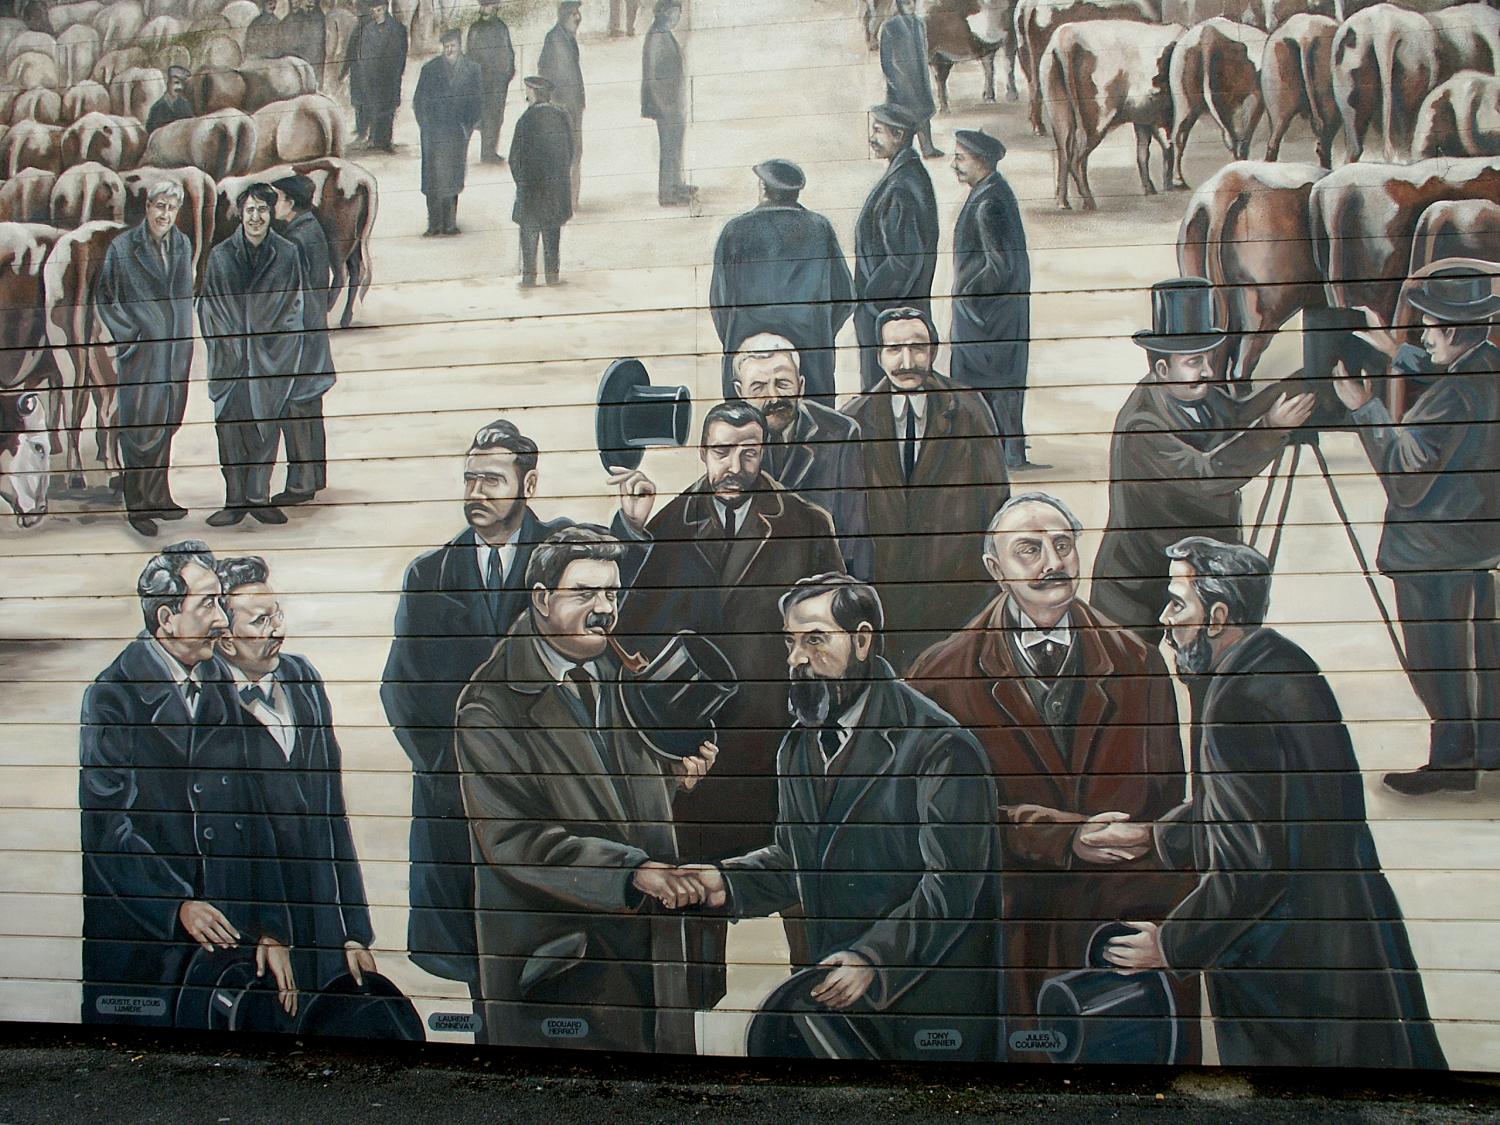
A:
[466, 0, 515, 165]
[854, 103, 940, 390]
[539, 1, 586, 209]
[1333, 263, 1500, 795]
[950, 127, 1033, 470]
[509, 76, 575, 286]
[414, 28, 482, 237]
[879, 0, 941, 158]
[709, 159, 855, 406]
[1092, 278, 1315, 644]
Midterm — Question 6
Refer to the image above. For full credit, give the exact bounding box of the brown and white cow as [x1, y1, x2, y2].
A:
[62, 77, 113, 122]
[142, 106, 256, 178]
[0, 388, 49, 526]
[57, 21, 101, 87]
[0, 120, 62, 174]
[4, 30, 58, 70]
[236, 55, 318, 111]
[50, 160, 126, 226]
[1041, 19, 1182, 209]
[1427, 3, 1500, 76]
[9, 86, 62, 125]
[1169, 17, 1267, 180]
[1016, 0, 1159, 134]
[92, 0, 146, 55]
[5, 48, 59, 90]
[1261, 13, 1339, 164]
[0, 167, 57, 222]
[111, 64, 165, 120]
[1331, 3, 1438, 163]
[1412, 71, 1500, 159]
[1259, 0, 1335, 29]
[191, 30, 242, 71]
[91, 45, 148, 86]
[249, 92, 344, 170]
[1178, 160, 1329, 381]
[0, 222, 64, 442]
[184, 66, 247, 113]
[61, 110, 146, 169]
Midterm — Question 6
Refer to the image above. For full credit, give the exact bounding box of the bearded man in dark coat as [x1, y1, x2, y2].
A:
[94, 179, 195, 537]
[1107, 537, 1447, 1071]
[280, 0, 327, 77]
[414, 29, 482, 237]
[642, 0, 695, 206]
[854, 103, 939, 390]
[466, 0, 515, 164]
[879, 0, 940, 158]
[538, 0, 585, 208]
[509, 76, 574, 287]
[950, 128, 1033, 470]
[198, 182, 307, 527]
[348, 0, 406, 152]
[709, 159, 854, 406]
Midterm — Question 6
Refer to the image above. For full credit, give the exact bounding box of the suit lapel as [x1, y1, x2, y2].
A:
[975, 605, 1071, 780]
[857, 388, 906, 496]
[912, 385, 959, 488]
[129, 227, 168, 286]
[722, 483, 783, 586]
[1070, 608, 1118, 776]
[776, 406, 820, 488]
[818, 683, 898, 859]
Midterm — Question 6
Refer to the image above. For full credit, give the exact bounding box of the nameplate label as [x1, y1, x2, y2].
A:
[914, 1029, 963, 1051]
[541, 1017, 589, 1039]
[427, 1012, 482, 1034]
[95, 996, 167, 1018]
[1010, 1029, 1069, 1053]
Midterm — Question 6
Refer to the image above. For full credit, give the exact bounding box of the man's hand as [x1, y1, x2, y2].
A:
[178, 900, 240, 952]
[811, 951, 875, 1010]
[1331, 359, 1375, 411]
[1352, 304, 1402, 358]
[633, 860, 704, 909]
[609, 466, 657, 533]
[344, 941, 377, 986]
[1073, 811, 1152, 864]
[1102, 921, 1167, 974]
[673, 741, 718, 792]
[1264, 391, 1317, 430]
[256, 935, 298, 1016]
[677, 863, 727, 908]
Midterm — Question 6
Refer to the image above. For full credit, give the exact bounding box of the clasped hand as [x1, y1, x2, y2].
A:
[631, 862, 727, 910]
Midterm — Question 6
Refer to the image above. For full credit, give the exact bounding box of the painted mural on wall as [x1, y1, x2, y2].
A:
[0, 0, 1496, 1068]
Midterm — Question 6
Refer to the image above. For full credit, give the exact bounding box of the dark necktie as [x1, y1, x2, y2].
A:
[183, 678, 201, 707]
[721, 500, 745, 539]
[1030, 639, 1067, 681]
[818, 725, 842, 768]
[485, 547, 503, 592]
[567, 665, 597, 721]
[902, 400, 918, 482]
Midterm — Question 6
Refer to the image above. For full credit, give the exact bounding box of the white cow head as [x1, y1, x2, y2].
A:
[0, 391, 49, 527]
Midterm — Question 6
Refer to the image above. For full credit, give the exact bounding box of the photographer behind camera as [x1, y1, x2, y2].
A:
[1333, 265, 1500, 796]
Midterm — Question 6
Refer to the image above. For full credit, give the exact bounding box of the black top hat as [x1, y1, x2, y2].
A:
[745, 966, 880, 1060]
[619, 630, 739, 759]
[1407, 265, 1500, 323]
[175, 948, 297, 1034]
[753, 158, 805, 194]
[1132, 277, 1228, 354]
[954, 128, 1005, 163]
[271, 173, 315, 211]
[596, 358, 692, 471]
[870, 102, 918, 132]
[297, 972, 426, 1042]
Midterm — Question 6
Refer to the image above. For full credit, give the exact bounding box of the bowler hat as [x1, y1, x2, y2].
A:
[166, 65, 190, 81]
[596, 358, 692, 471]
[1407, 264, 1500, 323]
[619, 630, 739, 760]
[753, 158, 805, 194]
[297, 971, 426, 1042]
[1131, 277, 1227, 354]
[175, 948, 296, 1034]
[954, 128, 1005, 163]
[745, 966, 881, 1060]
[271, 173, 315, 211]
[870, 102, 918, 132]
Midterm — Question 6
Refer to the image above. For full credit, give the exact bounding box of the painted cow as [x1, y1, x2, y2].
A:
[0, 222, 64, 429]
[57, 21, 101, 87]
[1413, 71, 1500, 159]
[62, 77, 113, 122]
[1261, 13, 1340, 164]
[1169, 17, 1267, 180]
[142, 106, 257, 178]
[236, 54, 318, 111]
[249, 92, 344, 170]
[0, 388, 48, 526]
[61, 111, 146, 169]
[5, 49, 58, 90]
[1332, 4, 1438, 163]
[0, 167, 57, 222]
[9, 86, 62, 125]
[0, 120, 62, 174]
[93, 0, 147, 55]
[111, 64, 165, 120]
[1016, 0, 1158, 134]
[927, 0, 1002, 112]
[50, 160, 126, 226]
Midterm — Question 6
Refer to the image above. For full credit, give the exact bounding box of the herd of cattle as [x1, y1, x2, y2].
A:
[0, 0, 378, 526]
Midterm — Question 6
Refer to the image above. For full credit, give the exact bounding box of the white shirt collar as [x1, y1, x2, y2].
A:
[148, 637, 203, 702]
[892, 392, 928, 423]
[228, 663, 294, 758]
[1010, 603, 1073, 649]
[533, 635, 598, 684]
[476, 526, 522, 587]
[712, 494, 751, 530]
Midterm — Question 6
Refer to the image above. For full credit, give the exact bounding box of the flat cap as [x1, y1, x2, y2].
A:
[870, 102, 918, 131]
[954, 127, 1005, 162]
[270, 173, 315, 210]
[752, 158, 806, 193]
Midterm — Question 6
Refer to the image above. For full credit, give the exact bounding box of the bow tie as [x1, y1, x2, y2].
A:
[239, 683, 272, 708]
[1021, 627, 1070, 651]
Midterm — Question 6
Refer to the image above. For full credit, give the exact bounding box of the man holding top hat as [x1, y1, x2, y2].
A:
[414, 28, 482, 237]
[510, 75, 575, 287]
[1333, 263, 1500, 795]
[854, 102, 940, 390]
[1092, 277, 1316, 644]
[950, 127, 1034, 470]
[146, 66, 194, 133]
[466, 0, 515, 165]
[709, 159, 854, 406]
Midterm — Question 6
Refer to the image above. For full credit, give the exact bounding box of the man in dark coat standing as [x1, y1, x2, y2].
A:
[642, 0, 695, 207]
[348, 0, 406, 152]
[198, 183, 307, 527]
[244, 0, 284, 60]
[94, 179, 195, 537]
[271, 174, 334, 505]
[1334, 265, 1500, 795]
[280, 0, 327, 78]
[145, 66, 193, 133]
[456, 527, 716, 1051]
[538, 0, 585, 209]
[79, 541, 233, 1026]
[854, 103, 939, 389]
[610, 0, 639, 35]
[1092, 278, 1315, 645]
[689, 575, 1003, 1062]
[879, 0, 940, 158]
[841, 307, 1009, 671]
[509, 76, 574, 287]
[950, 128, 1033, 470]
[709, 159, 854, 406]
[1108, 536, 1447, 1071]
[466, 0, 514, 165]
[414, 29, 482, 237]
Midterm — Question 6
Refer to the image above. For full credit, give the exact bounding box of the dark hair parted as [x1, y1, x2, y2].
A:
[526, 525, 627, 591]
[215, 556, 271, 627]
[875, 305, 940, 348]
[469, 418, 539, 476]
[779, 572, 885, 655]
[137, 539, 217, 634]
[1165, 536, 1273, 628]
[237, 182, 279, 209]
[700, 399, 768, 445]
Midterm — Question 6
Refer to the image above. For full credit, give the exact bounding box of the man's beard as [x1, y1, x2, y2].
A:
[465, 491, 526, 530]
[1166, 624, 1214, 676]
[787, 659, 868, 726]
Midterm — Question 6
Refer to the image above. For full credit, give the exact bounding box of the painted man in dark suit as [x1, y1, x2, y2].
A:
[909, 493, 1199, 1061]
[642, 0, 695, 207]
[709, 159, 854, 405]
[950, 128, 1033, 470]
[79, 541, 234, 1026]
[854, 102, 939, 390]
[841, 306, 1009, 671]
[686, 575, 1003, 1061]
[456, 527, 717, 1051]
[1092, 278, 1315, 644]
[198, 182, 307, 528]
[414, 29, 482, 237]
[243, 0, 283, 60]
[538, 0, 585, 209]
[281, 0, 327, 76]
[271, 173, 334, 506]
[466, 0, 515, 165]
[1334, 265, 1500, 795]
[509, 76, 574, 288]
[348, 0, 406, 152]
[94, 179, 195, 537]
[1107, 537, 1447, 1070]
[191, 555, 376, 1020]
[614, 400, 846, 1007]
[731, 332, 872, 577]
[879, 0, 940, 158]
[145, 66, 193, 133]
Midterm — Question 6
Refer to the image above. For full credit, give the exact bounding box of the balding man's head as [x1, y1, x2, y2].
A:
[983, 493, 1083, 627]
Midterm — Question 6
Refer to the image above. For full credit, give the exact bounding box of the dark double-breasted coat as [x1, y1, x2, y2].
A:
[413, 54, 482, 198]
[853, 146, 939, 389]
[709, 202, 855, 402]
[381, 509, 576, 985]
[347, 15, 406, 117]
[878, 10, 936, 124]
[145, 93, 193, 133]
[509, 102, 574, 229]
[764, 399, 873, 578]
[841, 372, 1010, 671]
[280, 210, 335, 401]
[455, 620, 694, 1054]
[1157, 627, 1447, 1069]
[721, 664, 1004, 1061]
